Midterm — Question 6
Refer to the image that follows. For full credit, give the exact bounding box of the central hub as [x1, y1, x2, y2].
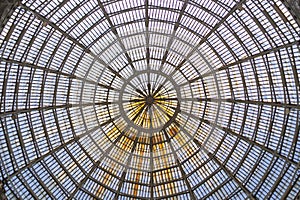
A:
[145, 95, 154, 106]
[119, 70, 181, 132]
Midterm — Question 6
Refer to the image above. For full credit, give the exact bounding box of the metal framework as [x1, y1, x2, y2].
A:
[0, 0, 299, 199]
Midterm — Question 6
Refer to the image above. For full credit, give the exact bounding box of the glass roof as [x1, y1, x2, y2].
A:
[0, 0, 299, 199]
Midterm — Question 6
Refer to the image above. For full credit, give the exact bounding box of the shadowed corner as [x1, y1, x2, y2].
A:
[0, 180, 8, 200]
[0, 0, 19, 33]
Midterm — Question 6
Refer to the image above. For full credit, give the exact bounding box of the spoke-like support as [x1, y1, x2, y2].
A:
[97, 0, 136, 72]
[20, 4, 125, 81]
[193, 139, 257, 199]
[158, 0, 189, 71]
[170, 0, 248, 75]
[2, 122, 121, 182]
[114, 134, 140, 199]
[68, 161, 100, 199]
[181, 109, 300, 168]
[162, 130, 197, 200]
[183, 40, 300, 85]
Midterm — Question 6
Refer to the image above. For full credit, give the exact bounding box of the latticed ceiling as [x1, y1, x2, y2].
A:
[0, 0, 299, 199]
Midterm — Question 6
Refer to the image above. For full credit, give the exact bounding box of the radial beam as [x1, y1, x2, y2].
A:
[158, 0, 189, 70]
[3, 127, 125, 193]
[0, 104, 72, 118]
[29, 168, 55, 199]
[68, 161, 100, 199]
[193, 138, 256, 199]
[0, 57, 76, 78]
[0, 57, 119, 92]
[2, 125, 102, 182]
[39, 161, 70, 196]
[180, 110, 300, 168]
[178, 123, 255, 199]
[17, 173, 40, 199]
[181, 39, 300, 85]
[20, 4, 125, 81]
[201, 40, 300, 78]
[0, 101, 111, 118]
[96, 0, 150, 92]
[97, 0, 136, 72]
[70, 130, 127, 199]
[281, 172, 300, 199]
[114, 134, 140, 199]
[220, 125, 299, 168]
[171, 0, 248, 74]
[145, 0, 150, 64]
[19, 4, 86, 51]
[163, 130, 197, 200]
[149, 125, 154, 200]
[177, 97, 300, 110]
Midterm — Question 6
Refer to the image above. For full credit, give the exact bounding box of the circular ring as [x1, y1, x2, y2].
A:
[118, 70, 182, 133]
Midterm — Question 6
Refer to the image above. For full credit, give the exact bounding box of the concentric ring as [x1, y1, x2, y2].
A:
[119, 70, 181, 133]
[0, 0, 299, 199]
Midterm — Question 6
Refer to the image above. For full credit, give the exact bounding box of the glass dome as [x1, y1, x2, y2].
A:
[0, 0, 299, 199]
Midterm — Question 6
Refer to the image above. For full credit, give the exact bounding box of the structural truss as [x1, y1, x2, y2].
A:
[0, 0, 299, 199]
